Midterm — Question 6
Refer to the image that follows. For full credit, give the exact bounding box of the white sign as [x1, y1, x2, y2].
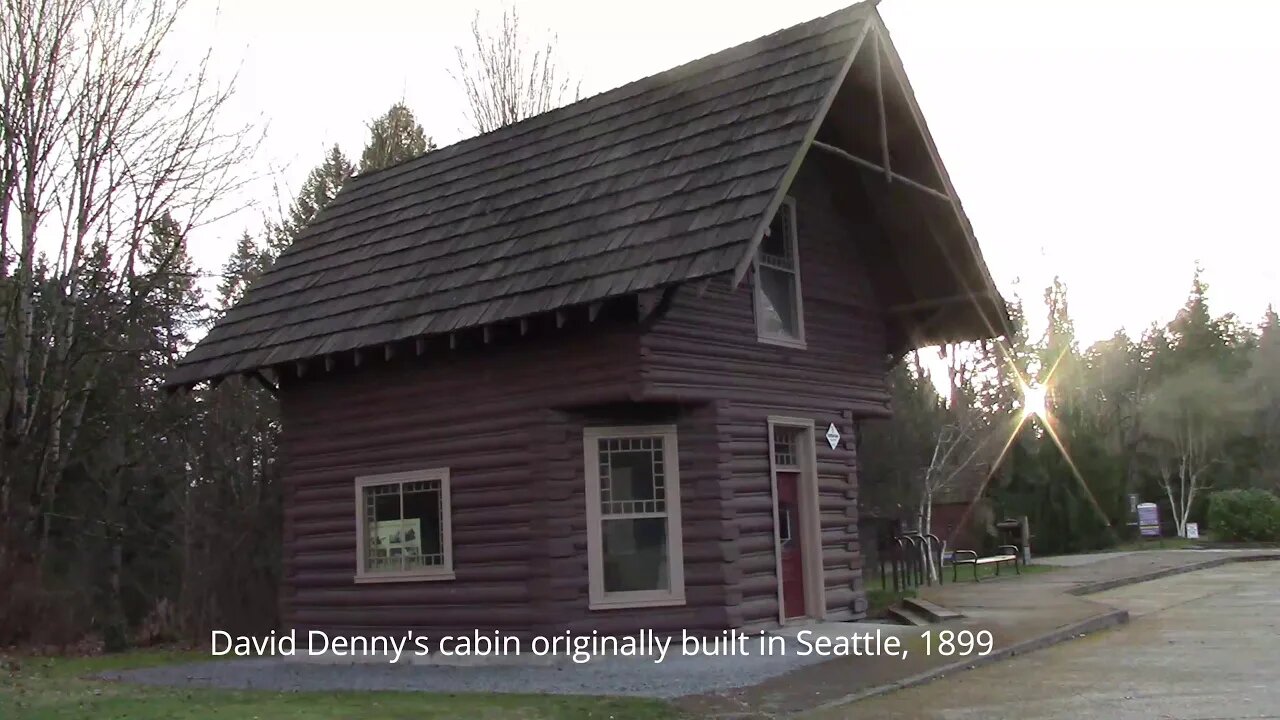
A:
[1185, 522, 1199, 539]
[825, 423, 841, 449]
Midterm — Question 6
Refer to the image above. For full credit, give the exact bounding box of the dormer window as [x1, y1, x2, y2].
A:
[754, 198, 805, 347]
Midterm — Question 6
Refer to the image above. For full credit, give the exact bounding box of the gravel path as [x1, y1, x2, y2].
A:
[100, 636, 849, 698]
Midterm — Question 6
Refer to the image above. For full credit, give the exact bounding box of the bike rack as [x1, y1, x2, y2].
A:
[895, 533, 920, 587]
[924, 533, 943, 585]
[910, 533, 930, 586]
[891, 536, 911, 592]
[886, 532, 948, 590]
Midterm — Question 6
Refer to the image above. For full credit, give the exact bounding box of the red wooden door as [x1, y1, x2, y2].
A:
[777, 470, 806, 619]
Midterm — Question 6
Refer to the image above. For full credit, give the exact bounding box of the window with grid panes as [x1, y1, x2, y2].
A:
[773, 426, 802, 469]
[584, 426, 684, 608]
[354, 469, 452, 581]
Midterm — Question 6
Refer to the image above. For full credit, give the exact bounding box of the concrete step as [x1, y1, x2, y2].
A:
[902, 597, 964, 622]
[885, 604, 932, 626]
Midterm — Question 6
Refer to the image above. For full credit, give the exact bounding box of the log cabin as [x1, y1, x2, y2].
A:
[167, 1, 1009, 640]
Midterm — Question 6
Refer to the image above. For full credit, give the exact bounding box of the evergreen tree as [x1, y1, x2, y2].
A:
[975, 295, 1034, 420]
[218, 233, 271, 310]
[1247, 307, 1280, 491]
[359, 103, 435, 173]
[272, 145, 356, 253]
[1083, 330, 1145, 499]
[1164, 266, 1245, 375]
[990, 280, 1128, 552]
[860, 358, 950, 522]
[1140, 268, 1253, 535]
[1039, 277, 1084, 412]
[173, 143, 362, 639]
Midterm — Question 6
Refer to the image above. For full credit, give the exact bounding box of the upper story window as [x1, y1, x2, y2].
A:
[754, 197, 805, 347]
[354, 468, 454, 583]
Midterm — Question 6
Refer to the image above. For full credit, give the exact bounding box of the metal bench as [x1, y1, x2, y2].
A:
[950, 545, 1021, 582]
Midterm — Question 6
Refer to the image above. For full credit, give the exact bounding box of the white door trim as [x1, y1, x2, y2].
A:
[767, 416, 824, 624]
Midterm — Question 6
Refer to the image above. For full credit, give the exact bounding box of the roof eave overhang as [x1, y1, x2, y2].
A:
[161, 284, 690, 393]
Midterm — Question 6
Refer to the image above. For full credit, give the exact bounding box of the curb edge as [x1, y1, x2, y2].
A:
[808, 608, 1129, 713]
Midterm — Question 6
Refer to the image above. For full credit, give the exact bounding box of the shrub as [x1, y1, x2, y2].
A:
[1208, 489, 1280, 542]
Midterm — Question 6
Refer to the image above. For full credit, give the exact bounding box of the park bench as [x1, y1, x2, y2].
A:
[950, 545, 1021, 582]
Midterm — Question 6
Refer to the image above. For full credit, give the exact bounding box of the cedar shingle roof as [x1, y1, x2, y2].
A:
[168, 4, 875, 387]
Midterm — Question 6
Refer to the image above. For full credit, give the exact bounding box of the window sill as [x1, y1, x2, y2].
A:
[757, 333, 806, 350]
[354, 570, 456, 584]
[589, 595, 686, 611]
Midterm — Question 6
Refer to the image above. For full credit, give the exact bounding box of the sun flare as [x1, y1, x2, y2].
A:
[1021, 383, 1047, 420]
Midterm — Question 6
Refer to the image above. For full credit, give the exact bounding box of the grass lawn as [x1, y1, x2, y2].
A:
[0, 650, 682, 720]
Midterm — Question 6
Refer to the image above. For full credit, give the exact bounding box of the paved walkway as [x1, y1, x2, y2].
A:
[1032, 550, 1136, 566]
[812, 561, 1280, 719]
[101, 550, 1278, 713]
[677, 549, 1280, 718]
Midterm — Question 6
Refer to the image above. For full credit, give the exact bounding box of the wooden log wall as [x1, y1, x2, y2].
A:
[637, 157, 890, 624]
[275, 155, 893, 639]
[541, 402, 734, 636]
[279, 328, 646, 640]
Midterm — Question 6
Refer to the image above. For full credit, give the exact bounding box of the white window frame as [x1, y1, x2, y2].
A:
[753, 196, 806, 348]
[584, 425, 686, 610]
[353, 468, 455, 584]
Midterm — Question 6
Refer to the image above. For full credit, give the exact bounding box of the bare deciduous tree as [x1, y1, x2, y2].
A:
[1144, 370, 1239, 537]
[451, 5, 580, 134]
[917, 425, 966, 539]
[0, 0, 255, 559]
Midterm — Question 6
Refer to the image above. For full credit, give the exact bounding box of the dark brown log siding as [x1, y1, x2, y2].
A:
[638, 159, 891, 413]
[278, 330, 737, 638]
[279, 330, 643, 639]
[638, 157, 888, 625]
[718, 403, 865, 627]
[819, 410, 865, 619]
[276, 156, 889, 637]
[546, 403, 734, 636]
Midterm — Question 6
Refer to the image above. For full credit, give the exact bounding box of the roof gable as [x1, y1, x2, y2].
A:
[168, 4, 877, 388]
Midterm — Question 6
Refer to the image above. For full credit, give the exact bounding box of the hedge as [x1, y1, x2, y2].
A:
[1207, 489, 1280, 542]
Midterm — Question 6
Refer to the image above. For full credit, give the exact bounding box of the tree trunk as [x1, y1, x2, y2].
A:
[923, 491, 937, 583]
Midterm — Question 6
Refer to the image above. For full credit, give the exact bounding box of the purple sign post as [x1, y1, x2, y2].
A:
[1137, 502, 1160, 537]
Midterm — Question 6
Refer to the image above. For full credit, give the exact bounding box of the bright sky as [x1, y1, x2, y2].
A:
[175, 0, 1280, 347]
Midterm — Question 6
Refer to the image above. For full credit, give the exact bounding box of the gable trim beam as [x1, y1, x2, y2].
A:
[887, 288, 1003, 314]
[811, 140, 949, 202]
[872, 27, 890, 179]
[731, 16, 874, 287]
[870, 15, 1012, 341]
